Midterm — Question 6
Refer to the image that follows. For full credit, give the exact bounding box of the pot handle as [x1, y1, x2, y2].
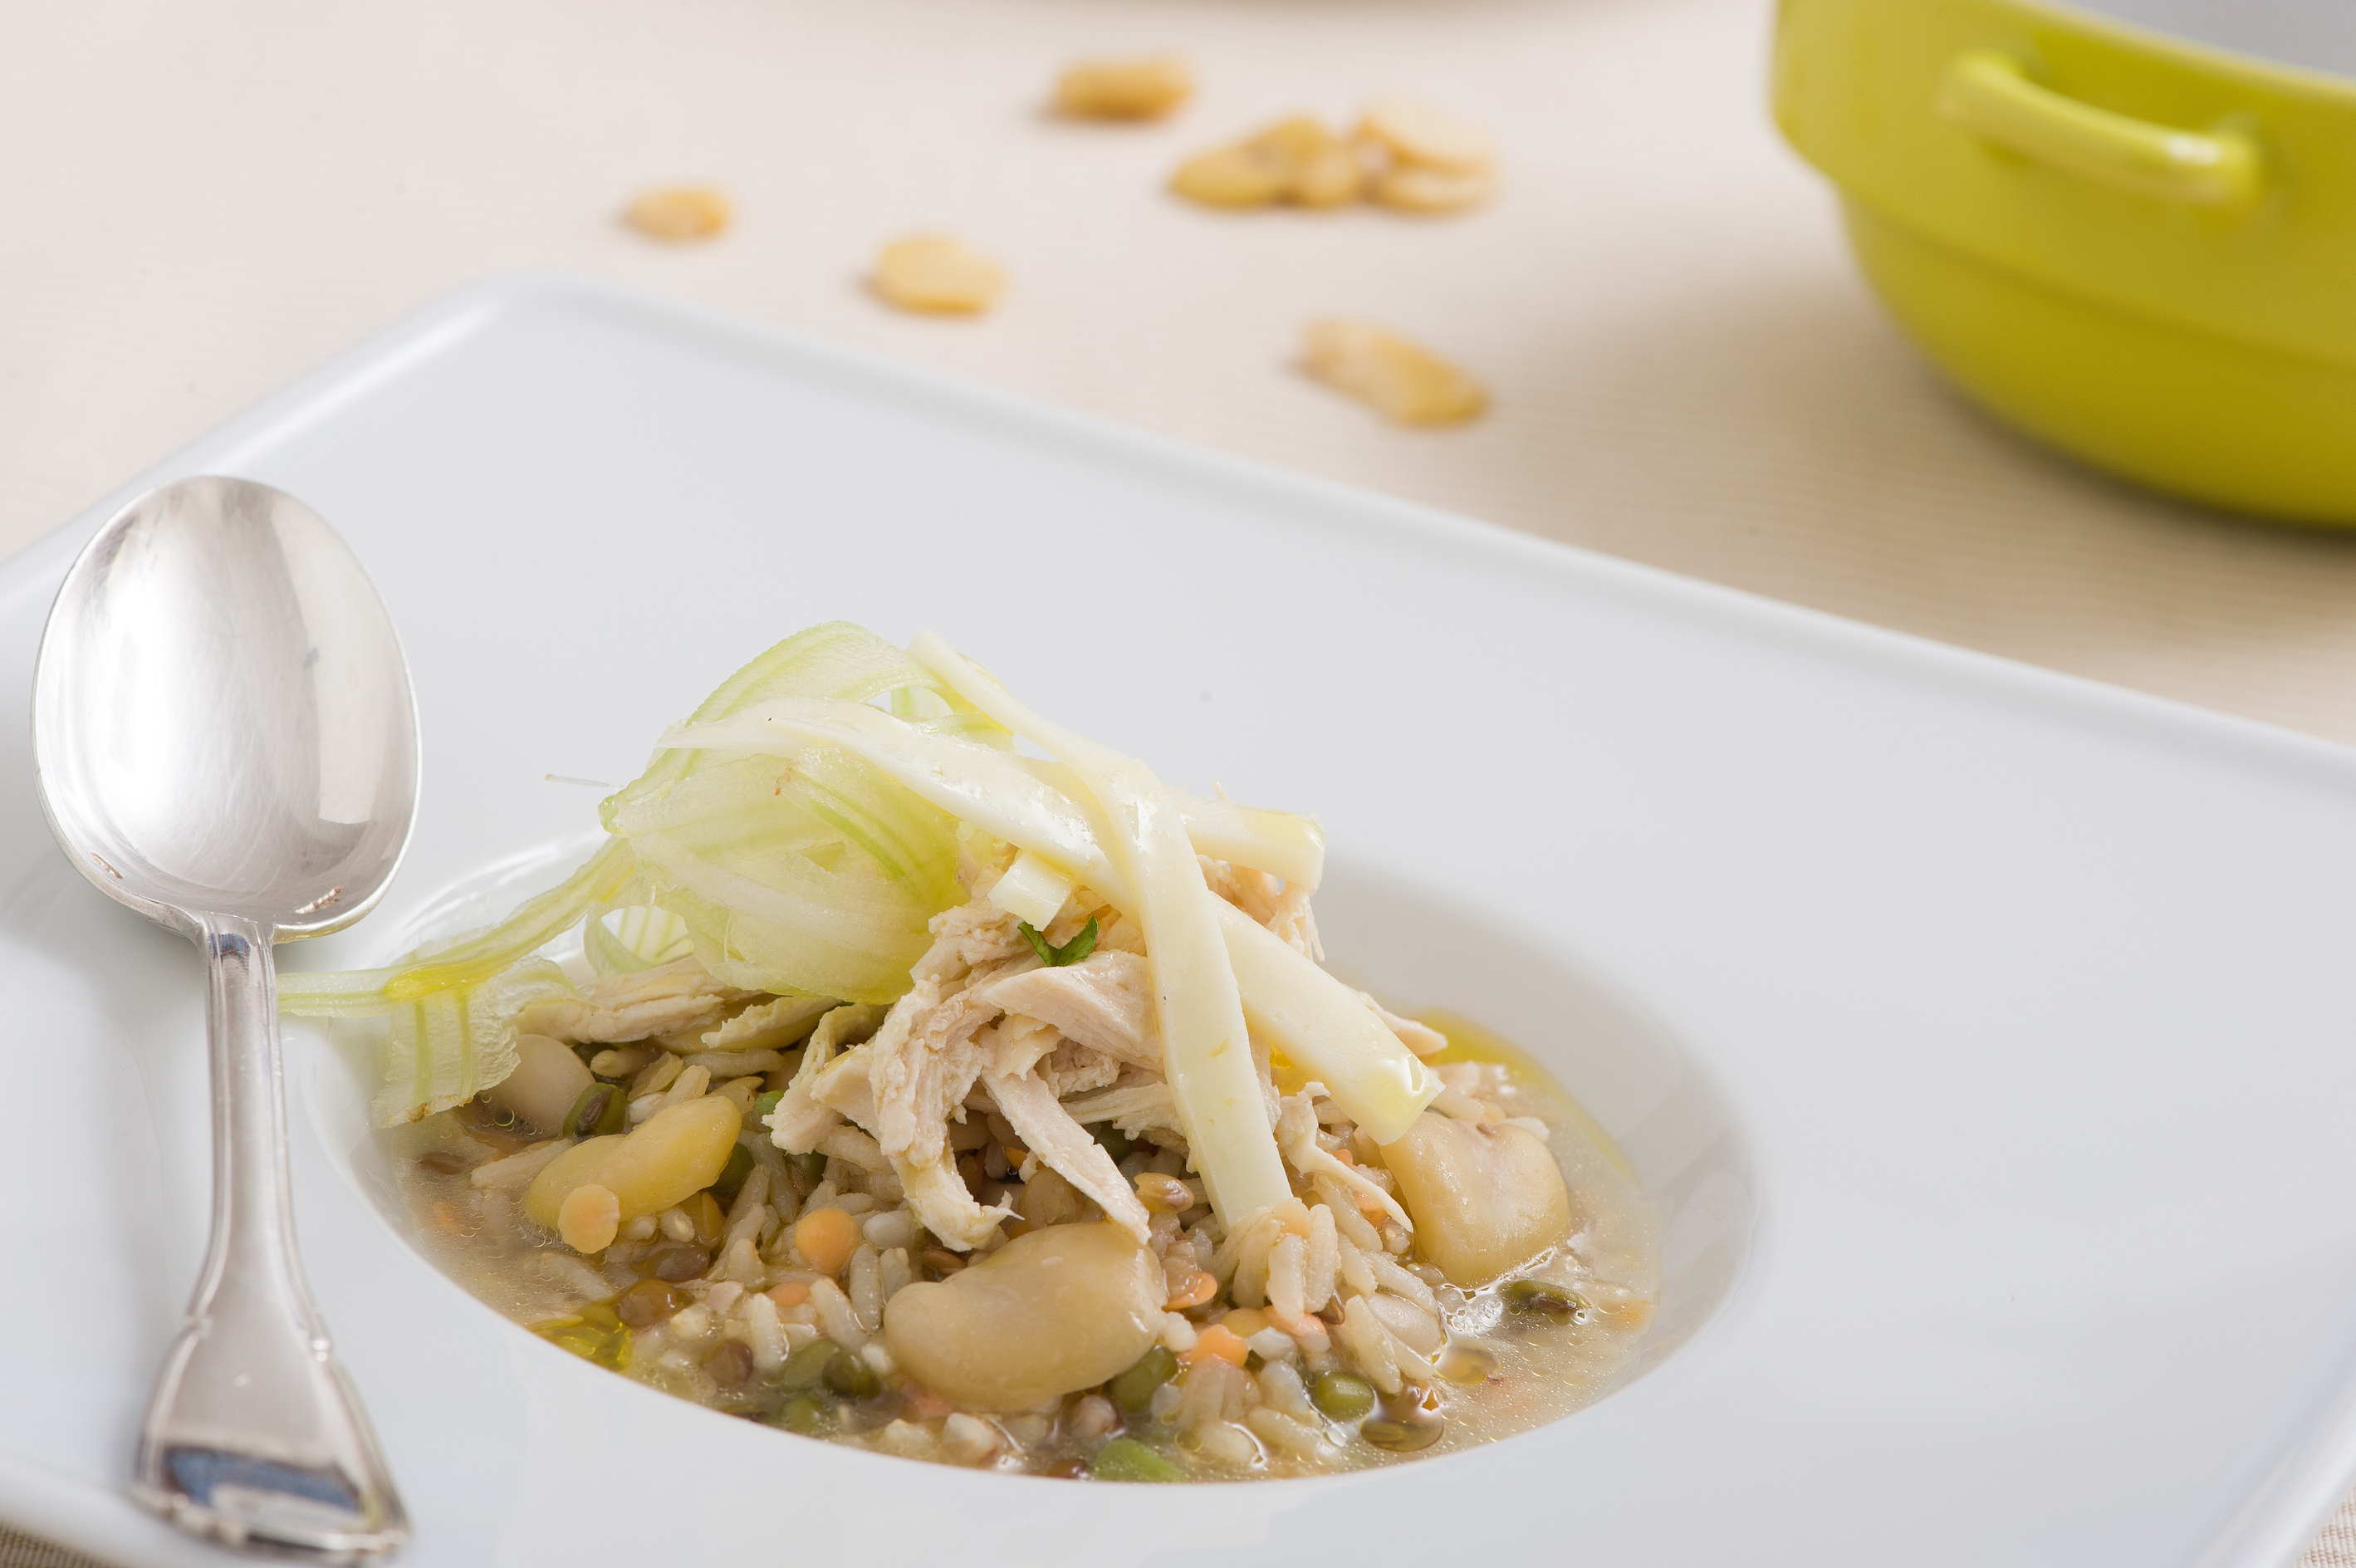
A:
[1937, 51, 2261, 207]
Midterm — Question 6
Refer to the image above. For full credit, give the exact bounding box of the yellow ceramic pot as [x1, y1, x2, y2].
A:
[1774, 0, 2356, 522]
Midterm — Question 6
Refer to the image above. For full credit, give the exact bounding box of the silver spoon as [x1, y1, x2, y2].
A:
[32, 477, 416, 1561]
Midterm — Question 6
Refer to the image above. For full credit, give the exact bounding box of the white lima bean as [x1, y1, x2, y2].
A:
[490, 1035, 592, 1131]
[1055, 55, 1193, 120]
[1300, 321, 1487, 428]
[524, 1097, 741, 1232]
[883, 1223, 1162, 1410]
[871, 236, 1005, 316]
[1380, 1110, 1571, 1286]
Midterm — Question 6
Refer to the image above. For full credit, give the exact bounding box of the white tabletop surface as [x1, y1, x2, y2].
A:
[4, 1, 2356, 1564]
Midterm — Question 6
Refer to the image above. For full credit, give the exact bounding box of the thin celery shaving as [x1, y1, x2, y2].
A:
[643, 620, 972, 793]
[595, 627, 967, 1002]
[662, 700, 1320, 899]
[281, 837, 636, 1012]
[584, 903, 693, 977]
[287, 625, 975, 1126]
[372, 959, 576, 1125]
[905, 630, 1291, 1226]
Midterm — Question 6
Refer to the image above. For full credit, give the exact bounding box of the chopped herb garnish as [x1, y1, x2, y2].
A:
[1019, 916, 1099, 968]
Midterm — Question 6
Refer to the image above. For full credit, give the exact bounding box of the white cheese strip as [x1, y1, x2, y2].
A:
[987, 848, 1074, 929]
[904, 632, 1291, 1226]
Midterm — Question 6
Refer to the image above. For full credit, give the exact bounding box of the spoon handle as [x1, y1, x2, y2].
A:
[133, 914, 409, 1561]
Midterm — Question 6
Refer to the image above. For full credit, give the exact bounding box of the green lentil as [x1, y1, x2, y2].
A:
[1107, 1345, 1179, 1414]
[712, 1143, 756, 1198]
[771, 1394, 827, 1434]
[777, 1337, 839, 1390]
[565, 1082, 626, 1139]
[1503, 1278, 1581, 1321]
[1310, 1370, 1376, 1420]
[822, 1347, 880, 1400]
[1089, 1438, 1183, 1482]
[1361, 1411, 1445, 1452]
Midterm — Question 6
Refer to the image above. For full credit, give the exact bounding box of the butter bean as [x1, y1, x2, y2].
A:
[1056, 54, 1193, 120]
[1382, 1111, 1570, 1286]
[884, 1223, 1162, 1410]
[872, 235, 1006, 315]
[489, 1034, 592, 1133]
[1371, 163, 1496, 215]
[625, 187, 732, 242]
[1357, 95, 1496, 174]
[1301, 319, 1487, 427]
[524, 1096, 741, 1229]
[1172, 116, 1333, 210]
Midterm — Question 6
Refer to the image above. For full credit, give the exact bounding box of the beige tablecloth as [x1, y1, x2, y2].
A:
[5, 0, 2354, 1562]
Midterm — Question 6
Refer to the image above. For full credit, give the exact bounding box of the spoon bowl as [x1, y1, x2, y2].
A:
[32, 476, 418, 1561]
[35, 476, 418, 935]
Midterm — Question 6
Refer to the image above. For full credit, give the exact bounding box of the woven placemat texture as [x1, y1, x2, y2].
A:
[0, 1527, 115, 1568]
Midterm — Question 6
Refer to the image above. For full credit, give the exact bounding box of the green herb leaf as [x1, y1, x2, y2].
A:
[1019, 916, 1100, 968]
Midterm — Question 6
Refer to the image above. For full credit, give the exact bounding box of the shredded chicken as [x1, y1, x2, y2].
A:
[765, 856, 1413, 1255]
[695, 993, 837, 1052]
[766, 1004, 885, 1150]
[982, 1013, 1058, 1079]
[896, 1153, 1013, 1250]
[513, 956, 755, 1045]
[1200, 855, 1322, 959]
[1361, 994, 1447, 1060]
[1060, 1079, 1183, 1139]
[982, 1070, 1152, 1243]
[1037, 1038, 1119, 1097]
[866, 981, 1011, 1168]
[1276, 1091, 1412, 1230]
[982, 952, 1158, 1071]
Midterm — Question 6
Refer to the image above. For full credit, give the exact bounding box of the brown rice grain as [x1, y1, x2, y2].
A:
[941, 1412, 1001, 1464]
[1312, 1174, 1384, 1252]
[1336, 1297, 1401, 1394]
[879, 1245, 914, 1303]
[1366, 1253, 1437, 1312]
[468, 1139, 566, 1192]
[1245, 1406, 1335, 1462]
[1266, 1236, 1308, 1322]
[1364, 1291, 1443, 1356]
[1303, 1206, 1339, 1312]
[743, 1291, 787, 1373]
[631, 1052, 684, 1099]
[662, 1065, 712, 1107]
[807, 1276, 869, 1348]
[847, 1244, 884, 1330]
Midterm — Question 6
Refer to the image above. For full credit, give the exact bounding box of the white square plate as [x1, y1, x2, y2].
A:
[4, 276, 2354, 1568]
